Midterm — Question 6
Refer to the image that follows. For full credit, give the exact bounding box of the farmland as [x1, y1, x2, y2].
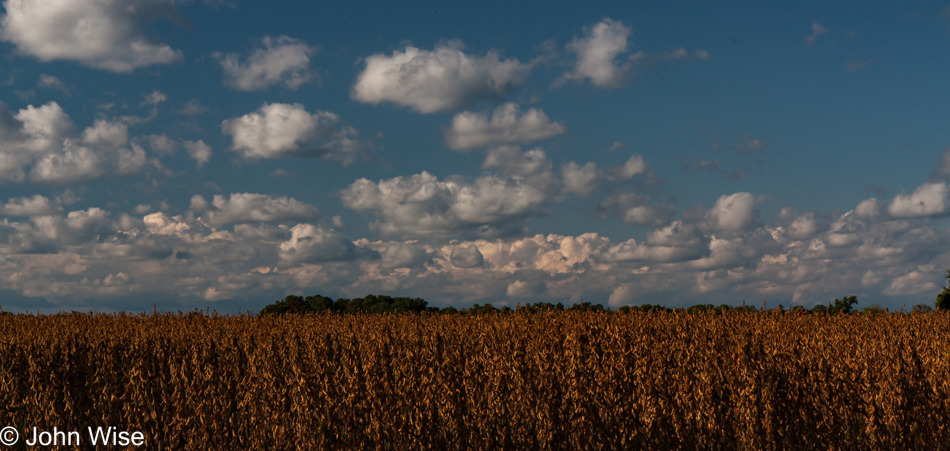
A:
[0, 310, 948, 449]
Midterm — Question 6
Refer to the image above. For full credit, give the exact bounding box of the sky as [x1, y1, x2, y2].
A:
[0, 0, 949, 313]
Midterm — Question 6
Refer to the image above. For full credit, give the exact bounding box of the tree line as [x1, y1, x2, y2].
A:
[258, 292, 943, 316]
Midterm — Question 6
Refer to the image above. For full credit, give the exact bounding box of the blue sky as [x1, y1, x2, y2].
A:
[1, 0, 949, 312]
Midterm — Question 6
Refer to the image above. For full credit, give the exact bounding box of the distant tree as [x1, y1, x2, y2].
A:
[260, 295, 313, 316]
[568, 301, 605, 312]
[936, 271, 950, 310]
[912, 303, 934, 314]
[260, 293, 428, 316]
[832, 295, 859, 314]
[305, 295, 334, 312]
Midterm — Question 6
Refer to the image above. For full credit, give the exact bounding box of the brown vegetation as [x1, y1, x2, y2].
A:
[0, 310, 948, 449]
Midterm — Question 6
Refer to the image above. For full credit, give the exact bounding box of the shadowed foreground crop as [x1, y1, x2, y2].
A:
[0, 310, 948, 449]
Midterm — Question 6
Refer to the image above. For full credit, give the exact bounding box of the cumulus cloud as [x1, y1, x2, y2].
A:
[888, 182, 949, 218]
[342, 146, 571, 241]
[561, 161, 602, 197]
[215, 35, 318, 91]
[222, 102, 364, 164]
[597, 193, 675, 227]
[32, 118, 147, 185]
[352, 41, 532, 113]
[883, 269, 940, 296]
[556, 18, 707, 89]
[694, 192, 758, 233]
[450, 244, 484, 268]
[143, 90, 166, 107]
[0, 194, 61, 216]
[603, 221, 710, 263]
[854, 198, 881, 218]
[278, 223, 375, 264]
[341, 169, 552, 240]
[507, 279, 546, 297]
[614, 155, 647, 178]
[0, 0, 183, 72]
[343, 147, 658, 241]
[147, 134, 178, 156]
[379, 242, 431, 269]
[558, 18, 634, 88]
[182, 140, 212, 168]
[29, 143, 105, 185]
[559, 154, 647, 197]
[444, 103, 566, 150]
[0, 101, 73, 183]
[0, 102, 153, 186]
[12, 101, 76, 154]
[0, 195, 948, 311]
[192, 193, 320, 226]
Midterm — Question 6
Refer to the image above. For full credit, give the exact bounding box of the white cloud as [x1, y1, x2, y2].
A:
[379, 242, 431, 269]
[113, 144, 147, 176]
[561, 161, 602, 197]
[603, 221, 710, 263]
[343, 147, 657, 240]
[699, 192, 758, 233]
[83, 119, 128, 148]
[352, 42, 532, 113]
[787, 212, 819, 240]
[556, 18, 707, 89]
[182, 140, 212, 168]
[216, 35, 318, 91]
[194, 193, 320, 226]
[0, 0, 183, 72]
[615, 155, 646, 178]
[558, 18, 634, 88]
[29, 142, 104, 185]
[143, 90, 166, 106]
[0, 194, 60, 216]
[222, 102, 363, 164]
[0, 101, 75, 183]
[15, 101, 76, 153]
[888, 182, 949, 218]
[143, 212, 192, 237]
[37, 74, 69, 95]
[0, 102, 153, 186]
[148, 134, 178, 156]
[507, 279, 546, 297]
[805, 21, 828, 46]
[450, 244, 484, 268]
[30, 117, 147, 185]
[854, 198, 881, 218]
[342, 167, 553, 240]
[597, 193, 675, 227]
[0, 195, 949, 311]
[883, 269, 940, 296]
[444, 103, 565, 150]
[278, 223, 375, 264]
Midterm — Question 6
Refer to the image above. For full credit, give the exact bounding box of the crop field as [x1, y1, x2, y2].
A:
[0, 310, 948, 449]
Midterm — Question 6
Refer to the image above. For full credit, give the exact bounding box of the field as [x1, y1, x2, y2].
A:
[0, 310, 948, 449]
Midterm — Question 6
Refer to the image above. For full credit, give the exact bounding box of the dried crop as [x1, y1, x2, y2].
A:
[0, 310, 947, 449]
